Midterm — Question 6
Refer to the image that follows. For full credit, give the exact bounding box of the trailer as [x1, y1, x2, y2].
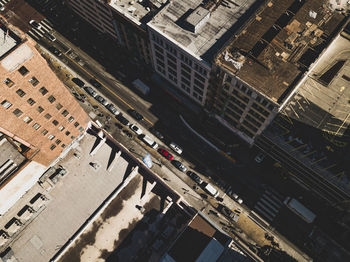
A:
[284, 197, 316, 223]
[132, 79, 150, 95]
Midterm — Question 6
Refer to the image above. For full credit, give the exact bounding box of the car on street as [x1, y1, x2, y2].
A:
[116, 114, 129, 126]
[72, 77, 85, 87]
[95, 95, 108, 106]
[149, 127, 164, 140]
[172, 160, 187, 172]
[48, 46, 62, 57]
[123, 129, 133, 138]
[187, 171, 203, 185]
[89, 78, 102, 88]
[254, 152, 266, 163]
[128, 109, 144, 121]
[158, 148, 173, 160]
[106, 104, 120, 116]
[29, 20, 42, 29]
[129, 124, 143, 135]
[84, 86, 97, 98]
[169, 142, 183, 155]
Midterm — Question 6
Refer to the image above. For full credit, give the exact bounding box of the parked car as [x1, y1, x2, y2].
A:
[172, 160, 187, 172]
[84, 86, 97, 98]
[169, 142, 183, 155]
[45, 32, 56, 41]
[95, 95, 108, 106]
[116, 114, 129, 126]
[254, 152, 265, 163]
[72, 77, 85, 87]
[187, 171, 203, 184]
[158, 148, 173, 160]
[128, 109, 144, 121]
[48, 46, 62, 56]
[29, 20, 41, 29]
[106, 104, 120, 116]
[149, 127, 164, 140]
[89, 78, 102, 88]
[123, 129, 133, 138]
[129, 124, 143, 135]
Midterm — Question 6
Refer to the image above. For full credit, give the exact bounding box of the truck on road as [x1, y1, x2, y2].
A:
[132, 79, 150, 96]
[284, 197, 316, 223]
[203, 183, 219, 198]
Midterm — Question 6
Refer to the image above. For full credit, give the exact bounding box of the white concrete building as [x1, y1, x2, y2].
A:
[147, 0, 256, 105]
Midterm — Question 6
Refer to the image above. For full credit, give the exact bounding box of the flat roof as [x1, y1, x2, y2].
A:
[148, 0, 257, 60]
[284, 30, 350, 138]
[216, 0, 348, 103]
[109, 0, 167, 26]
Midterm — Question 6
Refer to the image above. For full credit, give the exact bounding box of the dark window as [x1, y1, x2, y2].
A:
[65, 131, 71, 136]
[56, 103, 63, 110]
[18, 66, 29, 76]
[16, 89, 26, 97]
[52, 120, 59, 126]
[55, 139, 61, 145]
[37, 106, 44, 113]
[62, 110, 69, 117]
[4, 78, 14, 87]
[50, 144, 56, 150]
[39, 87, 48, 95]
[48, 95, 56, 103]
[41, 129, 48, 135]
[27, 98, 36, 106]
[13, 108, 23, 117]
[74, 122, 79, 128]
[44, 113, 52, 120]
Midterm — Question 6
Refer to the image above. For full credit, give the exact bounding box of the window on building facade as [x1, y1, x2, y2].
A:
[29, 77, 39, 87]
[1, 100, 12, 109]
[74, 122, 79, 128]
[13, 108, 23, 117]
[68, 116, 74, 123]
[79, 127, 84, 132]
[32, 123, 41, 130]
[27, 98, 36, 106]
[48, 95, 56, 103]
[58, 125, 65, 131]
[18, 66, 29, 76]
[50, 144, 56, 150]
[65, 131, 70, 136]
[36, 106, 44, 113]
[16, 89, 26, 97]
[55, 139, 61, 145]
[4, 78, 14, 87]
[48, 134, 55, 140]
[23, 116, 33, 124]
[41, 129, 48, 135]
[44, 113, 52, 120]
[52, 120, 59, 126]
[62, 110, 69, 117]
[39, 87, 48, 95]
[61, 144, 66, 148]
[56, 103, 63, 110]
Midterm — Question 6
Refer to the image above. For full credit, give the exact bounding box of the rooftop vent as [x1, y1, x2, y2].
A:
[185, 6, 210, 33]
[224, 51, 246, 70]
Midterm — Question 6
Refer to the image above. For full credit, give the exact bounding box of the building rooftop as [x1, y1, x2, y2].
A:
[148, 0, 258, 61]
[216, 0, 348, 103]
[109, 0, 167, 26]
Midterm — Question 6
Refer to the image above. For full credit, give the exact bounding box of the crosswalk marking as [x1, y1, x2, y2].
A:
[40, 20, 52, 31]
[254, 189, 284, 222]
[28, 19, 54, 41]
[31, 28, 43, 37]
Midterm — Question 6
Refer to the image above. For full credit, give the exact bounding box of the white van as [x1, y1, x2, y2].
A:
[204, 183, 219, 198]
[142, 135, 158, 149]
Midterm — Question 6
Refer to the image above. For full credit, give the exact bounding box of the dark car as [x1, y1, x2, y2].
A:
[158, 148, 173, 160]
[128, 109, 143, 121]
[48, 46, 62, 56]
[187, 171, 203, 184]
[123, 129, 133, 138]
[72, 77, 85, 87]
[149, 127, 164, 140]
[116, 114, 129, 126]
[89, 78, 102, 88]
[172, 160, 187, 172]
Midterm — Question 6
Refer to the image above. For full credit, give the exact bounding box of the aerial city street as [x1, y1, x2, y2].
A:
[0, 0, 349, 261]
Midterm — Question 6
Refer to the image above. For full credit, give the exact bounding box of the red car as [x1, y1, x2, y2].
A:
[158, 148, 174, 160]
